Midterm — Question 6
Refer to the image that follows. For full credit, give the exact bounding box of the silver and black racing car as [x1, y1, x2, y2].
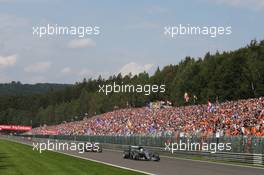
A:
[123, 146, 160, 161]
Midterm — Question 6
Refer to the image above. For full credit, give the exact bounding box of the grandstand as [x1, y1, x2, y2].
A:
[30, 97, 264, 137]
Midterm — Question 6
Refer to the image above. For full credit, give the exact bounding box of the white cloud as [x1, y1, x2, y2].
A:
[78, 68, 92, 76]
[60, 67, 72, 75]
[119, 62, 154, 76]
[0, 55, 17, 67]
[210, 0, 264, 10]
[27, 75, 46, 83]
[67, 38, 96, 49]
[24, 61, 51, 73]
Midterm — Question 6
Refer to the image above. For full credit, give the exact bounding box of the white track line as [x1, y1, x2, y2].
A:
[59, 151, 155, 175]
[1, 138, 154, 175]
[103, 148, 264, 170]
[3, 138, 264, 171]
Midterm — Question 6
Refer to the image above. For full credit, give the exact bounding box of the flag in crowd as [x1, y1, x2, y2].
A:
[184, 92, 189, 102]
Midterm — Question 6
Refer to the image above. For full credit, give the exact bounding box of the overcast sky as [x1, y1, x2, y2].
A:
[0, 0, 264, 84]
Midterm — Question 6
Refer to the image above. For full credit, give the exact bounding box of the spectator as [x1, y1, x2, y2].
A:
[30, 97, 264, 137]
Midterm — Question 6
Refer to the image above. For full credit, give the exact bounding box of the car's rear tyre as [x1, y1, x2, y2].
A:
[132, 154, 139, 160]
[133, 155, 135, 160]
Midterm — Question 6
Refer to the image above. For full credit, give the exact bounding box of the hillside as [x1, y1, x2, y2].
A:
[0, 82, 71, 96]
[0, 39, 263, 126]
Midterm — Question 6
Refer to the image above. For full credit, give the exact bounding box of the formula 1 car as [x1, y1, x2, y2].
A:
[81, 142, 102, 153]
[123, 146, 160, 161]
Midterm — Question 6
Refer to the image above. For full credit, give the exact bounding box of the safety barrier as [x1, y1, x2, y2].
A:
[17, 134, 264, 166]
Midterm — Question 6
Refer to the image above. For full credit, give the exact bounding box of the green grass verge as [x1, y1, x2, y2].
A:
[0, 139, 145, 175]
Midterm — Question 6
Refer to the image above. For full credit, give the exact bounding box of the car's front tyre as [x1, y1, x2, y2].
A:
[123, 152, 129, 159]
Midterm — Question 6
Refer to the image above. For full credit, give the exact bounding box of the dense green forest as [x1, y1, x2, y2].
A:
[0, 40, 264, 127]
[0, 82, 71, 96]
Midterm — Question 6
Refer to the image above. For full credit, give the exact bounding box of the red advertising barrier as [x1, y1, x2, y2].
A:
[0, 125, 32, 131]
[39, 130, 59, 135]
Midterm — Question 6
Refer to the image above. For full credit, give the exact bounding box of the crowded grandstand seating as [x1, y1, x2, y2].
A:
[31, 97, 264, 137]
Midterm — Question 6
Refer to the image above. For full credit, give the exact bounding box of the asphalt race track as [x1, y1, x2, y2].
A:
[3, 137, 264, 175]
[65, 149, 264, 175]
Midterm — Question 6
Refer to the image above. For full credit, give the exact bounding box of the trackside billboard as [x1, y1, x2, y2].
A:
[0, 125, 32, 131]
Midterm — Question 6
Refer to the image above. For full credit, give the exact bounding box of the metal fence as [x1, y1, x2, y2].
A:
[13, 134, 264, 165]
[27, 135, 264, 154]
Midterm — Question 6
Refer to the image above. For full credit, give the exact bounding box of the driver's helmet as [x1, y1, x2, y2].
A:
[140, 148, 144, 152]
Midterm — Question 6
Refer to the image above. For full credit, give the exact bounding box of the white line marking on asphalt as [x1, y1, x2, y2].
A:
[59, 151, 155, 175]
[104, 148, 264, 170]
[3, 137, 264, 172]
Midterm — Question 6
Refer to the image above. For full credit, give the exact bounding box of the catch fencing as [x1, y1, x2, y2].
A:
[22, 134, 264, 165]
